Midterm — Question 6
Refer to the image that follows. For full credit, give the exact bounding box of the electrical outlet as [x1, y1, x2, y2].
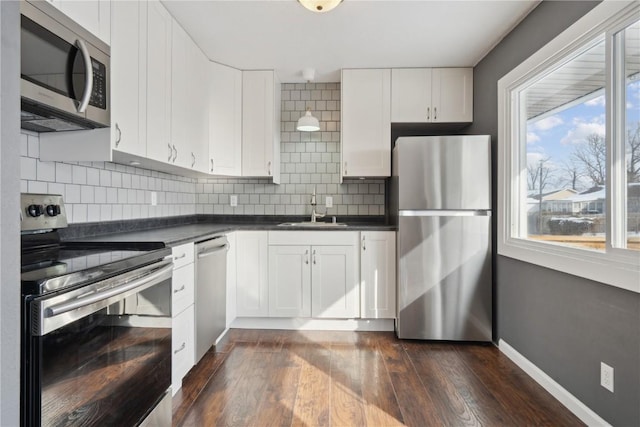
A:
[150, 192, 157, 206]
[230, 195, 238, 207]
[601, 362, 614, 392]
[326, 196, 333, 208]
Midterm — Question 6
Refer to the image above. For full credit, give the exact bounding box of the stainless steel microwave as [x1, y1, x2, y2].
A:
[20, 0, 110, 132]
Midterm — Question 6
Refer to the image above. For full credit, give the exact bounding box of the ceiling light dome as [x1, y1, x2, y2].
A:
[297, 108, 320, 132]
[298, 0, 343, 13]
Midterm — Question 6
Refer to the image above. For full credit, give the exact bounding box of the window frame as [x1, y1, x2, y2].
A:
[498, 0, 640, 293]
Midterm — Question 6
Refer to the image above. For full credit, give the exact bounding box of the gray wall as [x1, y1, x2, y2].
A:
[468, 1, 640, 425]
[1, 1, 21, 425]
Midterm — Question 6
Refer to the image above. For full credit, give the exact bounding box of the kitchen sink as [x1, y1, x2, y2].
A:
[277, 222, 348, 227]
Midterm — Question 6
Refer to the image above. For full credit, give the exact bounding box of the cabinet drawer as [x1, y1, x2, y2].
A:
[172, 264, 195, 315]
[171, 243, 194, 269]
[172, 305, 194, 394]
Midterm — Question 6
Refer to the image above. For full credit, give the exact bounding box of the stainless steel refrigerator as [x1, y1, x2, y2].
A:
[392, 135, 492, 341]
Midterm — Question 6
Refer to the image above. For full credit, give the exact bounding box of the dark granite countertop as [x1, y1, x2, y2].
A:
[65, 215, 396, 247]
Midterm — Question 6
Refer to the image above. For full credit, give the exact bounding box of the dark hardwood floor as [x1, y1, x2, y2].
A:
[172, 329, 584, 427]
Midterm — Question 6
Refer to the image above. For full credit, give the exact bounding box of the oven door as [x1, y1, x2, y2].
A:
[22, 259, 173, 427]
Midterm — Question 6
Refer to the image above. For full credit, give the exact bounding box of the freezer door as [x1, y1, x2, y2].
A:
[396, 214, 492, 341]
[394, 135, 491, 210]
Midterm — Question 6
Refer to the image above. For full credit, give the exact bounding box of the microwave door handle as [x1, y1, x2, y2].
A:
[75, 39, 93, 113]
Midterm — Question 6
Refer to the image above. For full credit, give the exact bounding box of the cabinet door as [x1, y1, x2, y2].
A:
[242, 70, 275, 178]
[360, 231, 396, 319]
[110, 1, 145, 156]
[236, 231, 269, 317]
[268, 246, 311, 317]
[187, 45, 210, 173]
[432, 68, 473, 123]
[341, 69, 391, 179]
[170, 21, 190, 168]
[209, 62, 242, 176]
[391, 68, 432, 123]
[172, 304, 194, 395]
[146, 0, 172, 163]
[311, 245, 358, 318]
[56, 0, 110, 44]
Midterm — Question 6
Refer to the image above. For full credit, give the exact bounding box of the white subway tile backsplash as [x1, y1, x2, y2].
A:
[21, 157, 36, 180]
[72, 165, 87, 185]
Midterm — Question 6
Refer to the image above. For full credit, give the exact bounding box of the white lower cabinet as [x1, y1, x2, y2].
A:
[311, 245, 358, 318]
[172, 305, 194, 394]
[268, 245, 311, 317]
[235, 231, 269, 317]
[266, 231, 360, 319]
[170, 243, 195, 395]
[360, 231, 396, 319]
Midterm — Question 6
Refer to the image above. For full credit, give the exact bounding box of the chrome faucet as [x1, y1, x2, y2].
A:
[310, 187, 325, 223]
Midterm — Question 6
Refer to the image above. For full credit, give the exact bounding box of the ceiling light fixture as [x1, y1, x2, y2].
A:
[297, 108, 320, 132]
[298, 0, 343, 13]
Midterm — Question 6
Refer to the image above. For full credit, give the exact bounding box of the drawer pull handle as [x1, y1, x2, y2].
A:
[362, 235, 366, 251]
[174, 253, 186, 261]
[115, 123, 122, 147]
[434, 107, 437, 121]
[313, 249, 316, 265]
[427, 107, 430, 121]
[305, 249, 309, 265]
[173, 285, 186, 294]
[174, 342, 186, 354]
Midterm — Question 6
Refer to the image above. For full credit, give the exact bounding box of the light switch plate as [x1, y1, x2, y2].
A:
[326, 196, 333, 208]
[230, 195, 238, 207]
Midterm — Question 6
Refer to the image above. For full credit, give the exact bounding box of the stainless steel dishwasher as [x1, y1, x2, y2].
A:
[194, 235, 229, 363]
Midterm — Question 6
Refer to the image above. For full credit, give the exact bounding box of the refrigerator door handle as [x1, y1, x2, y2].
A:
[399, 210, 491, 217]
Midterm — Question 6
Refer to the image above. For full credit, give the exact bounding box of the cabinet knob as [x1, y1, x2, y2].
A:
[115, 123, 122, 147]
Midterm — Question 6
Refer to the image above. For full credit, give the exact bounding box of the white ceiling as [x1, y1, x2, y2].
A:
[162, 0, 540, 83]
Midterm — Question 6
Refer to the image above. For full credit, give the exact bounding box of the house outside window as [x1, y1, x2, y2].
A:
[498, 1, 640, 292]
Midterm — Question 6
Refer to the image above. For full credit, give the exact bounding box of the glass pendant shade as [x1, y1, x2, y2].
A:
[298, 0, 343, 13]
[297, 109, 320, 132]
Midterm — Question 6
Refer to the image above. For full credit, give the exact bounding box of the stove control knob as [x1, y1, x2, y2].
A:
[46, 205, 61, 217]
[27, 204, 44, 217]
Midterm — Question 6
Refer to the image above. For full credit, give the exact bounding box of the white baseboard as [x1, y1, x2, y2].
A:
[499, 339, 611, 427]
[230, 317, 395, 331]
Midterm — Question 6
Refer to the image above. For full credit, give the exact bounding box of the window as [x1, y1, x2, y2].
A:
[498, 1, 640, 293]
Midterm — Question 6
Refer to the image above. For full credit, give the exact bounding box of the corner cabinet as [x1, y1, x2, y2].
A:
[242, 70, 281, 182]
[209, 62, 242, 176]
[391, 68, 473, 123]
[360, 231, 396, 319]
[340, 69, 391, 180]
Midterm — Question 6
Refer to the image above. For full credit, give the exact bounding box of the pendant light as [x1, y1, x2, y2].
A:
[297, 108, 320, 132]
[298, 0, 343, 13]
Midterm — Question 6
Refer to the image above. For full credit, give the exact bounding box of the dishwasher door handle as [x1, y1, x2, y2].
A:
[197, 243, 229, 259]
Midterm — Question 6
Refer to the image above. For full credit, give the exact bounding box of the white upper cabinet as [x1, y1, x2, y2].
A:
[187, 44, 210, 173]
[52, 0, 111, 44]
[209, 62, 242, 176]
[145, 0, 172, 164]
[391, 68, 473, 123]
[110, 0, 145, 157]
[170, 21, 190, 169]
[242, 70, 280, 182]
[341, 69, 391, 179]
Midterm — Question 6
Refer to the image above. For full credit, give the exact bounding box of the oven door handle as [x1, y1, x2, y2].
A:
[46, 263, 173, 317]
